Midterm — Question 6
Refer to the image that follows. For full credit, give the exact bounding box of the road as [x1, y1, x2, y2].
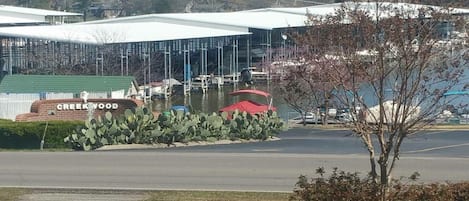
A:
[140, 128, 469, 158]
[0, 128, 468, 192]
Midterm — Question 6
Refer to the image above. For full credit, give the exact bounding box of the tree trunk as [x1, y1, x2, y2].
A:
[323, 96, 329, 125]
[379, 156, 389, 201]
[380, 162, 388, 185]
[369, 148, 378, 181]
[362, 133, 378, 182]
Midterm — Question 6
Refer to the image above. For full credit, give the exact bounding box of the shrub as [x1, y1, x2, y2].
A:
[0, 119, 82, 149]
[291, 168, 469, 201]
[291, 167, 380, 201]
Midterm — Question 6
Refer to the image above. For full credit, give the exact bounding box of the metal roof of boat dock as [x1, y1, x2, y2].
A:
[0, 2, 467, 45]
[0, 5, 82, 25]
[0, 5, 82, 16]
[0, 21, 251, 44]
[0, 15, 43, 25]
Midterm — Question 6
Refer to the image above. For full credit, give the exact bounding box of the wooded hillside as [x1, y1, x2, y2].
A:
[2, 0, 465, 20]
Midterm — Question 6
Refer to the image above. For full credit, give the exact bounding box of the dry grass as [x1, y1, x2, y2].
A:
[143, 191, 291, 201]
[288, 122, 469, 131]
[0, 188, 28, 201]
[422, 124, 469, 130]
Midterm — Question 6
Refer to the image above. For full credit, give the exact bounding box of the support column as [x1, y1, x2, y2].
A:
[217, 41, 223, 76]
[201, 43, 208, 76]
[200, 42, 208, 93]
[217, 40, 224, 88]
[230, 38, 239, 84]
[8, 39, 12, 75]
[95, 47, 103, 76]
[267, 31, 272, 80]
[164, 42, 172, 98]
[126, 44, 130, 75]
[120, 47, 129, 76]
[235, 38, 239, 82]
[143, 43, 151, 99]
[0, 37, 3, 78]
[183, 43, 191, 96]
[52, 41, 57, 75]
[246, 36, 251, 68]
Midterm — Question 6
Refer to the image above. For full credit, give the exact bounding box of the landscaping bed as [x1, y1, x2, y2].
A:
[65, 107, 285, 151]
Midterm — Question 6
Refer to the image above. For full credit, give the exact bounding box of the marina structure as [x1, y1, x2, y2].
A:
[0, 4, 313, 98]
[0, 2, 467, 118]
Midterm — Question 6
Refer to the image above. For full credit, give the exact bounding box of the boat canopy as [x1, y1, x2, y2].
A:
[219, 100, 276, 115]
[220, 89, 275, 114]
[229, 89, 271, 97]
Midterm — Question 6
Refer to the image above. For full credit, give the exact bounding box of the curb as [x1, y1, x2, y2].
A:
[96, 137, 281, 151]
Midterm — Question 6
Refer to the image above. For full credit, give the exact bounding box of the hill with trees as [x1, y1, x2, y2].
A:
[0, 0, 331, 19]
[2, 0, 465, 21]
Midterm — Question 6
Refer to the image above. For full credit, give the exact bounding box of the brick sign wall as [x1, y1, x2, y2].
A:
[16, 98, 144, 122]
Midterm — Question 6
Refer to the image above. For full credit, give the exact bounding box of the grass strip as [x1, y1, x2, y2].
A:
[289, 122, 469, 130]
[0, 188, 291, 201]
[143, 190, 291, 201]
[0, 188, 28, 201]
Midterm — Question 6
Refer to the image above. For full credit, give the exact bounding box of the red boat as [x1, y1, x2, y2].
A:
[219, 89, 276, 115]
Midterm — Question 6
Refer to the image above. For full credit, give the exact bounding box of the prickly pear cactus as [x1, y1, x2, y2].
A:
[118, 107, 160, 144]
[65, 111, 122, 151]
[65, 106, 285, 151]
[65, 107, 161, 150]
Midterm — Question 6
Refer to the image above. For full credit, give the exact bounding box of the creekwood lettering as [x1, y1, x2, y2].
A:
[56, 103, 119, 111]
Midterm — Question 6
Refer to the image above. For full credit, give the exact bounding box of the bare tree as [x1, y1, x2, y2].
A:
[289, 1, 468, 199]
[278, 55, 348, 125]
[279, 62, 324, 126]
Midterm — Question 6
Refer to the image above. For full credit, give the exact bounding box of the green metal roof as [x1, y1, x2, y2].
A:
[0, 75, 136, 94]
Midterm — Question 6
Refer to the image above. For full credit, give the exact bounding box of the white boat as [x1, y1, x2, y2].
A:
[138, 78, 183, 99]
[150, 82, 167, 96]
[364, 100, 420, 124]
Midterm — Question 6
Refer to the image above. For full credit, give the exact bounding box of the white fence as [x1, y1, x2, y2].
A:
[0, 93, 40, 120]
[0, 90, 127, 120]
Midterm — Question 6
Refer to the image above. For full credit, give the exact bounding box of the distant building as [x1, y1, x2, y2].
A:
[0, 5, 82, 26]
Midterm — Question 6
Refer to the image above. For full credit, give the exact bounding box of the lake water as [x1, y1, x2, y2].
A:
[150, 83, 298, 120]
[150, 67, 469, 122]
